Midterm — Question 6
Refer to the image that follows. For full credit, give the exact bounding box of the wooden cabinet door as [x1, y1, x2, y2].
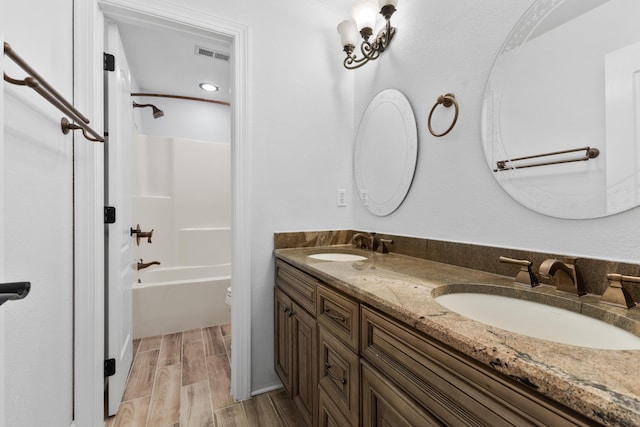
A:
[362, 361, 443, 427]
[318, 328, 359, 426]
[292, 301, 318, 427]
[318, 388, 352, 427]
[274, 287, 294, 394]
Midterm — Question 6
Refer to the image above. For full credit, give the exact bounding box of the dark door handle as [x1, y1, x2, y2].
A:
[0, 282, 31, 306]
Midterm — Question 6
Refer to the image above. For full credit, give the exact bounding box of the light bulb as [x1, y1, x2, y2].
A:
[351, 0, 378, 32]
[199, 82, 219, 92]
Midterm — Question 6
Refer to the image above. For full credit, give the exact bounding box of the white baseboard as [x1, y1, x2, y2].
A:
[250, 383, 285, 397]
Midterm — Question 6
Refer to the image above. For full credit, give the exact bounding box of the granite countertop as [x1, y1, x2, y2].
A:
[274, 245, 640, 427]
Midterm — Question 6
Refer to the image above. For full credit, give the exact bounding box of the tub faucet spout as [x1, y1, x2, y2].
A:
[137, 259, 160, 270]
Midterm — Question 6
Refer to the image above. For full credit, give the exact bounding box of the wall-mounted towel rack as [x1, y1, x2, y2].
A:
[3, 42, 104, 143]
[427, 93, 459, 137]
[494, 146, 599, 172]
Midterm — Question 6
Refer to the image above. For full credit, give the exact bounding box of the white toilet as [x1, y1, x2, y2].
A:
[225, 286, 232, 307]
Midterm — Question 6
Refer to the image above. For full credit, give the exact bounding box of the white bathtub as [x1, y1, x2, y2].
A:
[133, 264, 231, 338]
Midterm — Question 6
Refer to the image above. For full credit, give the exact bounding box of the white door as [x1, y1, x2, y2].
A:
[105, 22, 135, 416]
[2, 1, 75, 425]
[0, 3, 6, 425]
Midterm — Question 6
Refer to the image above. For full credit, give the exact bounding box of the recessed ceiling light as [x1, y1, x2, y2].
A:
[199, 82, 219, 92]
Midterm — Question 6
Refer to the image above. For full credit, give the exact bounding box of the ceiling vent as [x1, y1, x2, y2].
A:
[195, 45, 230, 61]
[214, 52, 230, 62]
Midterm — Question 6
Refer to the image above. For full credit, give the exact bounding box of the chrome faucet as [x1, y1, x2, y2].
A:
[352, 232, 378, 251]
[539, 257, 584, 296]
[137, 259, 160, 270]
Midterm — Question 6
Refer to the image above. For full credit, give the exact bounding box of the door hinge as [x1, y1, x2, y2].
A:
[104, 358, 116, 377]
[104, 206, 116, 224]
[104, 53, 115, 72]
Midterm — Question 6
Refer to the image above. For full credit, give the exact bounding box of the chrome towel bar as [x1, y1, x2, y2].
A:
[3, 41, 104, 143]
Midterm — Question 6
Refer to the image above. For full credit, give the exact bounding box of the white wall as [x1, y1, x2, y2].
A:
[234, 1, 354, 392]
[352, 0, 640, 264]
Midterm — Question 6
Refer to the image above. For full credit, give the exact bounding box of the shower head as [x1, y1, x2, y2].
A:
[133, 102, 165, 119]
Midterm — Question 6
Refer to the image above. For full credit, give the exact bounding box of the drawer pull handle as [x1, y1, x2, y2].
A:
[324, 362, 346, 384]
[323, 308, 346, 323]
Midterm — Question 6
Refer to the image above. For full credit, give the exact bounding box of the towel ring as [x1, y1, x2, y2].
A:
[427, 93, 458, 137]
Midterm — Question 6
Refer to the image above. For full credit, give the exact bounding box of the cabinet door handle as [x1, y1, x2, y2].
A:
[324, 362, 346, 384]
[323, 308, 346, 323]
[282, 307, 293, 317]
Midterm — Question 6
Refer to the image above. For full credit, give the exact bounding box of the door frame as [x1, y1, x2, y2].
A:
[0, 0, 6, 424]
[93, 0, 252, 403]
[73, 1, 107, 425]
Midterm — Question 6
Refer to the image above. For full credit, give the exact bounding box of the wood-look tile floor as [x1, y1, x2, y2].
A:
[106, 325, 304, 427]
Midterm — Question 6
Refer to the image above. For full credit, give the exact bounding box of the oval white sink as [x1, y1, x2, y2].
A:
[435, 292, 640, 350]
[308, 253, 368, 262]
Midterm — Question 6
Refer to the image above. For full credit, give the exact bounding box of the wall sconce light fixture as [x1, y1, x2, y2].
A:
[337, 0, 398, 70]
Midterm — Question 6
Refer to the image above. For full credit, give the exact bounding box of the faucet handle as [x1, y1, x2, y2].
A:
[601, 273, 638, 309]
[378, 238, 393, 254]
[499, 256, 539, 287]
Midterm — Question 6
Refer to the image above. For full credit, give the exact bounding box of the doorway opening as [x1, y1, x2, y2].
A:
[99, 0, 251, 408]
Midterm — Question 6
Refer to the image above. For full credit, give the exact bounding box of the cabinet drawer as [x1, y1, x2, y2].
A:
[318, 328, 359, 426]
[318, 388, 352, 427]
[361, 306, 594, 427]
[317, 283, 359, 351]
[275, 259, 317, 314]
[361, 360, 443, 427]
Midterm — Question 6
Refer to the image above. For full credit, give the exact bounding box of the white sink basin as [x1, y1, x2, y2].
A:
[435, 292, 640, 350]
[308, 253, 368, 262]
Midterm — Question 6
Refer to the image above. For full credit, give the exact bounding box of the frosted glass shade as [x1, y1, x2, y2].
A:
[352, 0, 379, 31]
[337, 20, 359, 47]
[379, 0, 398, 7]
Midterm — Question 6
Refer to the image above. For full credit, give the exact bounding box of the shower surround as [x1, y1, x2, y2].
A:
[132, 134, 231, 338]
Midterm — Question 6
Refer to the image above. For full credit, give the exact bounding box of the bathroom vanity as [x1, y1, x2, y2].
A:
[274, 244, 640, 427]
